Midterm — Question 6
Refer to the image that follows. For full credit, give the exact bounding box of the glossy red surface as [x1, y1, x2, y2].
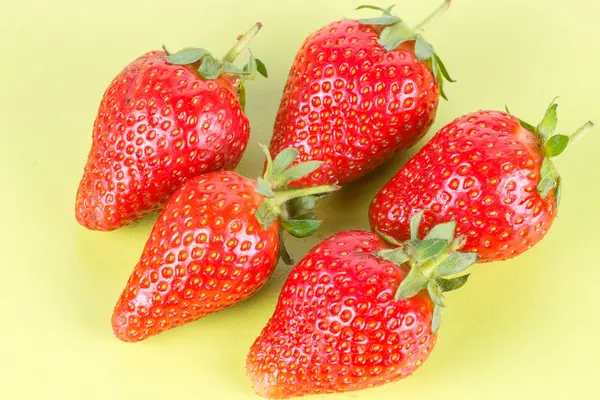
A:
[270, 20, 439, 187]
[75, 51, 249, 230]
[370, 111, 556, 262]
[112, 171, 280, 342]
[247, 230, 435, 398]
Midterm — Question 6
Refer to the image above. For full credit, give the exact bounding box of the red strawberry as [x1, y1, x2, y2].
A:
[247, 213, 478, 398]
[269, 1, 455, 187]
[112, 147, 338, 342]
[370, 100, 594, 262]
[76, 23, 268, 231]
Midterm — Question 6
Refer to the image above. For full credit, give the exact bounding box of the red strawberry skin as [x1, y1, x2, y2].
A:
[269, 20, 439, 187]
[247, 230, 435, 398]
[370, 110, 555, 262]
[112, 171, 279, 342]
[76, 51, 249, 231]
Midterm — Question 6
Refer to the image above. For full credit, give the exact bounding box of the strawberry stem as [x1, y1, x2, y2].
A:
[271, 185, 339, 206]
[413, 0, 451, 35]
[222, 22, 263, 63]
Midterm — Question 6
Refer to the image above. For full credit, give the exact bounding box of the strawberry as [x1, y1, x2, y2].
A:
[112, 147, 338, 342]
[75, 23, 268, 231]
[247, 212, 478, 398]
[370, 100, 594, 262]
[269, 1, 455, 187]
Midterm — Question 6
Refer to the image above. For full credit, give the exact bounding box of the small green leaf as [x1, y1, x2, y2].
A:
[285, 195, 323, 219]
[431, 304, 442, 334]
[356, 4, 394, 14]
[281, 161, 324, 184]
[255, 202, 277, 230]
[279, 230, 294, 265]
[554, 176, 562, 210]
[537, 101, 559, 141]
[358, 15, 401, 26]
[378, 22, 414, 51]
[436, 252, 479, 277]
[164, 47, 209, 65]
[374, 248, 410, 265]
[411, 238, 448, 263]
[282, 219, 321, 238]
[224, 63, 250, 75]
[255, 58, 268, 78]
[256, 177, 274, 197]
[409, 210, 426, 240]
[430, 57, 447, 101]
[258, 143, 273, 179]
[395, 266, 429, 300]
[375, 229, 402, 246]
[271, 148, 299, 177]
[414, 36, 434, 62]
[537, 158, 558, 199]
[544, 134, 569, 157]
[427, 280, 445, 307]
[237, 80, 246, 112]
[432, 53, 456, 82]
[424, 221, 456, 243]
[197, 54, 223, 80]
[437, 274, 470, 292]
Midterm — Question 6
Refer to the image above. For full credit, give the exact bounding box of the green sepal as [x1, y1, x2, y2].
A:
[427, 280, 445, 307]
[271, 148, 299, 178]
[280, 161, 324, 185]
[374, 248, 410, 265]
[197, 54, 223, 80]
[410, 210, 426, 240]
[358, 15, 401, 26]
[278, 228, 294, 265]
[414, 36, 434, 62]
[377, 22, 413, 51]
[254, 58, 268, 78]
[436, 252, 479, 277]
[537, 100, 559, 141]
[432, 53, 456, 82]
[375, 229, 402, 246]
[437, 274, 470, 292]
[237, 80, 247, 112]
[356, 4, 395, 15]
[395, 265, 429, 300]
[431, 305, 442, 334]
[256, 177, 275, 197]
[505, 105, 537, 133]
[544, 134, 569, 158]
[164, 47, 209, 65]
[285, 195, 325, 219]
[554, 176, 562, 210]
[224, 63, 250, 75]
[406, 238, 448, 263]
[259, 143, 273, 179]
[424, 220, 456, 243]
[537, 158, 559, 200]
[255, 201, 278, 231]
[281, 219, 321, 238]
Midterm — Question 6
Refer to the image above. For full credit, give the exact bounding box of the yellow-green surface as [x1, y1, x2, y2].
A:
[1, 0, 599, 398]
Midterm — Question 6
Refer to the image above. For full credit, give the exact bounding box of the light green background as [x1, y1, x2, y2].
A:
[1, 0, 599, 398]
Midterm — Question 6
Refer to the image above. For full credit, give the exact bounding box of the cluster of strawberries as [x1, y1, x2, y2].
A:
[75, 2, 592, 399]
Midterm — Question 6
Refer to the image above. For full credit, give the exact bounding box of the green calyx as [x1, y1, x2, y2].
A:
[357, 0, 455, 100]
[254, 145, 339, 262]
[162, 23, 268, 109]
[507, 99, 594, 208]
[374, 210, 480, 334]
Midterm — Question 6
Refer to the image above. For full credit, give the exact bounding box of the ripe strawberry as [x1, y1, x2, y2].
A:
[269, 1, 455, 187]
[112, 147, 337, 342]
[75, 23, 268, 231]
[370, 100, 594, 262]
[247, 212, 478, 398]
